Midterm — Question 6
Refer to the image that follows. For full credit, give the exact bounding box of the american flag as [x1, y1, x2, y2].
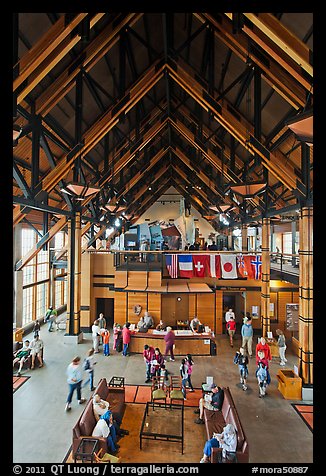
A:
[166, 254, 178, 278]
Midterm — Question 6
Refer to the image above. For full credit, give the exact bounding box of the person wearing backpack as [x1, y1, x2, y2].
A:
[234, 347, 249, 390]
[82, 348, 97, 391]
[255, 361, 268, 398]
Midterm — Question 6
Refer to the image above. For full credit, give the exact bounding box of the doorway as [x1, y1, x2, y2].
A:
[222, 292, 245, 334]
[96, 298, 114, 330]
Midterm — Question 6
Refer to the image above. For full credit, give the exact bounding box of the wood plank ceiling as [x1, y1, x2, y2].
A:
[13, 12, 313, 239]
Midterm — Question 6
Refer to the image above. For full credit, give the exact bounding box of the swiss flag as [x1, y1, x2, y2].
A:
[208, 254, 221, 278]
[220, 254, 238, 279]
[193, 255, 209, 277]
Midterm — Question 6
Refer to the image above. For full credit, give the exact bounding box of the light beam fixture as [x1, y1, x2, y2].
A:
[13, 124, 23, 147]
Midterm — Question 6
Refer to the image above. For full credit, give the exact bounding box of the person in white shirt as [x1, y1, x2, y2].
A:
[29, 335, 44, 369]
[65, 356, 86, 411]
[92, 319, 101, 353]
[190, 316, 201, 332]
[225, 308, 235, 323]
[143, 311, 154, 328]
[93, 394, 110, 421]
[92, 413, 119, 454]
[200, 423, 237, 463]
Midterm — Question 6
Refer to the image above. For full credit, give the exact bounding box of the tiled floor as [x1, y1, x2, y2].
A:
[13, 324, 313, 463]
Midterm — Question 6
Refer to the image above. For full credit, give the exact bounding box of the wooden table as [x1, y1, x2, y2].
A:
[74, 438, 99, 463]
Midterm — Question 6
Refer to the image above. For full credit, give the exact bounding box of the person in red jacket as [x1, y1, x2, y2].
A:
[255, 337, 272, 365]
[163, 326, 176, 361]
[143, 344, 155, 383]
[226, 316, 236, 347]
[122, 322, 133, 357]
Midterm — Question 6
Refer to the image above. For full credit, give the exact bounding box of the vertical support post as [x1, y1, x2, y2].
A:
[13, 224, 23, 329]
[261, 217, 271, 337]
[298, 206, 313, 384]
[66, 210, 82, 340]
[241, 224, 248, 251]
[31, 114, 41, 194]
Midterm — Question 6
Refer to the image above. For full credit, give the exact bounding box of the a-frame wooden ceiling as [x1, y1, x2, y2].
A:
[13, 12, 313, 238]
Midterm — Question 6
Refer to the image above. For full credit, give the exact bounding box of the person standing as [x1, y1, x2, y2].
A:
[276, 329, 287, 366]
[255, 337, 272, 365]
[92, 319, 101, 354]
[150, 348, 165, 378]
[226, 316, 236, 347]
[113, 323, 122, 351]
[98, 313, 107, 344]
[163, 326, 175, 361]
[185, 354, 195, 391]
[143, 344, 155, 383]
[122, 322, 132, 357]
[225, 308, 235, 323]
[65, 356, 86, 411]
[101, 329, 110, 356]
[234, 347, 249, 391]
[33, 319, 41, 338]
[180, 359, 189, 400]
[29, 334, 44, 369]
[255, 361, 268, 398]
[144, 311, 154, 328]
[189, 316, 201, 333]
[241, 316, 253, 357]
[82, 348, 97, 391]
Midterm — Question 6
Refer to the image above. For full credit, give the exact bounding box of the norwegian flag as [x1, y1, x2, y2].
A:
[165, 254, 178, 278]
[251, 255, 262, 280]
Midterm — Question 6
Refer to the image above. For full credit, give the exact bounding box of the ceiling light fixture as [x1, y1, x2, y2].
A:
[285, 108, 313, 145]
[228, 181, 267, 198]
[60, 182, 101, 200]
[13, 124, 23, 147]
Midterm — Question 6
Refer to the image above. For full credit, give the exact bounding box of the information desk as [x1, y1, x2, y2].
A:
[128, 329, 215, 356]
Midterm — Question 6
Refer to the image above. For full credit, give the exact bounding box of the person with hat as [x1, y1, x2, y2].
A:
[92, 410, 119, 454]
[194, 383, 224, 424]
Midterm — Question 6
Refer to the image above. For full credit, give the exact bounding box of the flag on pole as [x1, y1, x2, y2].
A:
[237, 254, 249, 278]
[220, 254, 238, 279]
[193, 255, 209, 277]
[179, 254, 193, 278]
[165, 254, 178, 278]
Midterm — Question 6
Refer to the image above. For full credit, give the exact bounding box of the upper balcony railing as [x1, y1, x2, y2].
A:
[85, 249, 300, 279]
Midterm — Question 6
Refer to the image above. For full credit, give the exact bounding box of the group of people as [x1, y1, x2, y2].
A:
[13, 334, 44, 376]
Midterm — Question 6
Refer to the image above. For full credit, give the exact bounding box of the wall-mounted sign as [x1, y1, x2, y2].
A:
[286, 303, 299, 331]
[252, 306, 260, 319]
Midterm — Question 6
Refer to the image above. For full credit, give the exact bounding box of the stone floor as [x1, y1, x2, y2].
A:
[13, 323, 313, 463]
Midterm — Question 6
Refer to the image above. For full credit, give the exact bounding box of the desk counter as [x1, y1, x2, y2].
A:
[128, 329, 215, 356]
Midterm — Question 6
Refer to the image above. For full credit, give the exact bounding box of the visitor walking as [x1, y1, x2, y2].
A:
[65, 356, 86, 411]
[163, 326, 175, 361]
[82, 348, 97, 391]
[255, 337, 272, 365]
[113, 323, 122, 351]
[122, 322, 132, 357]
[150, 347, 165, 378]
[226, 316, 236, 347]
[241, 316, 253, 357]
[92, 319, 101, 354]
[143, 344, 155, 383]
[276, 329, 287, 366]
[233, 347, 249, 390]
[180, 358, 189, 399]
[185, 354, 195, 391]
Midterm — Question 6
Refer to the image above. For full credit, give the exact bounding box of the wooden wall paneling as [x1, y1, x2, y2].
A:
[148, 271, 161, 288]
[147, 293, 161, 325]
[128, 292, 148, 324]
[93, 253, 115, 275]
[188, 294, 196, 321]
[197, 293, 215, 330]
[246, 291, 262, 330]
[80, 251, 93, 329]
[128, 271, 147, 289]
[215, 290, 223, 335]
[114, 270, 128, 288]
[114, 292, 127, 325]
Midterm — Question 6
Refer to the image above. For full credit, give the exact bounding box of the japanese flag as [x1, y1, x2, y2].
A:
[220, 254, 238, 279]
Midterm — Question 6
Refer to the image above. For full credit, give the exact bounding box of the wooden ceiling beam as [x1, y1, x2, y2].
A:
[14, 13, 88, 92]
[35, 13, 142, 116]
[196, 13, 308, 109]
[167, 60, 303, 192]
[241, 13, 312, 78]
[16, 14, 105, 105]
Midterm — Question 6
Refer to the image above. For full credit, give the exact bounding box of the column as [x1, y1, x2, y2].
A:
[241, 224, 248, 252]
[298, 207, 313, 384]
[260, 218, 271, 337]
[13, 224, 23, 329]
[65, 210, 83, 343]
